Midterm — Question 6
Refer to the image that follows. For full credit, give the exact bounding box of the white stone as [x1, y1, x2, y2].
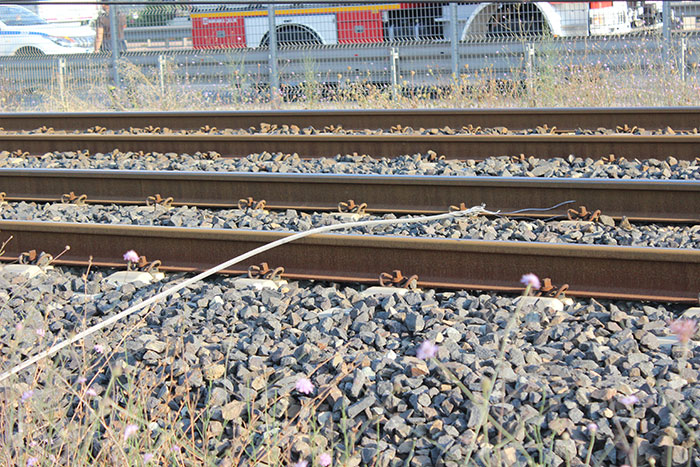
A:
[233, 278, 287, 290]
[1, 264, 47, 278]
[682, 307, 700, 319]
[103, 270, 164, 286]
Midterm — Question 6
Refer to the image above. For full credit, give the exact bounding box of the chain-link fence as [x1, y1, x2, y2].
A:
[1, 1, 699, 110]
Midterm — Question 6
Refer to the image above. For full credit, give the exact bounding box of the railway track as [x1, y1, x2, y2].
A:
[0, 169, 697, 223]
[1, 133, 699, 160]
[0, 221, 697, 303]
[0, 109, 697, 302]
[2, 107, 700, 132]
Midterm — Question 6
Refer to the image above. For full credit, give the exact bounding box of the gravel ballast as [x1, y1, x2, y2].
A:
[1, 150, 698, 180]
[1, 266, 698, 466]
[1, 201, 698, 249]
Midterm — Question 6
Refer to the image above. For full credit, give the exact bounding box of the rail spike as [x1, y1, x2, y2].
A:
[238, 197, 266, 211]
[379, 269, 419, 290]
[135, 255, 161, 273]
[338, 200, 367, 215]
[146, 194, 174, 208]
[18, 249, 53, 268]
[534, 124, 557, 134]
[616, 124, 641, 134]
[567, 205, 602, 223]
[248, 262, 284, 281]
[61, 192, 87, 206]
[536, 278, 570, 300]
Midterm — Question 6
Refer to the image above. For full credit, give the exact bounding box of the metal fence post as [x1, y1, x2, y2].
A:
[390, 47, 399, 101]
[158, 55, 166, 98]
[58, 57, 66, 107]
[267, 4, 279, 101]
[449, 2, 459, 81]
[526, 43, 535, 105]
[662, 1, 671, 64]
[526, 43, 535, 77]
[109, 2, 120, 87]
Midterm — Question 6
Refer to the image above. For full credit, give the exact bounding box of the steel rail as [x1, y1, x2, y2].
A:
[2, 108, 700, 132]
[1, 133, 700, 160]
[1, 169, 698, 223]
[0, 221, 696, 302]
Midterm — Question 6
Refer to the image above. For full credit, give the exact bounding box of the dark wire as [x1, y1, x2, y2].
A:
[493, 199, 576, 221]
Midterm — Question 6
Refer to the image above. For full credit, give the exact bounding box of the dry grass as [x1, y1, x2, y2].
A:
[1, 37, 698, 112]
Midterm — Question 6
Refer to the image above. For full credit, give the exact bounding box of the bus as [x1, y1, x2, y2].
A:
[190, 2, 661, 49]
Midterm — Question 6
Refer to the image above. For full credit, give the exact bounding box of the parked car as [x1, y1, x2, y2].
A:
[0, 5, 95, 56]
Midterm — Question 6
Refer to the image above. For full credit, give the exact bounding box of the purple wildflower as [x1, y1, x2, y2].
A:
[76, 377, 87, 385]
[35, 329, 45, 338]
[669, 319, 697, 344]
[295, 377, 314, 395]
[123, 250, 139, 263]
[520, 273, 541, 290]
[93, 344, 104, 354]
[21, 390, 34, 403]
[123, 424, 138, 442]
[319, 453, 332, 466]
[619, 395, 639, 407]
[85, 388, 98, 397]
[587, 422, 598, 433]
[416, 341, 438, 360]
[294, 461, 309, 467]
[143, 453, 154, 463]
[26, 458, 38, 467]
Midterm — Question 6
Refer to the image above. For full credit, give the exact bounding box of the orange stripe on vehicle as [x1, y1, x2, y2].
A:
[192, 3, 402, 19]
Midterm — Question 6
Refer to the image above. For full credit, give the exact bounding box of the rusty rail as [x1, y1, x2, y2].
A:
[2, 107, 700, 131]
[1, 133, 700, 160]
[0, 221, 696, 302]
[0, 169, 697, 222]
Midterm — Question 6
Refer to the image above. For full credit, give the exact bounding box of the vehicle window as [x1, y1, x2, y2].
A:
[0, 6, 47, 26]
